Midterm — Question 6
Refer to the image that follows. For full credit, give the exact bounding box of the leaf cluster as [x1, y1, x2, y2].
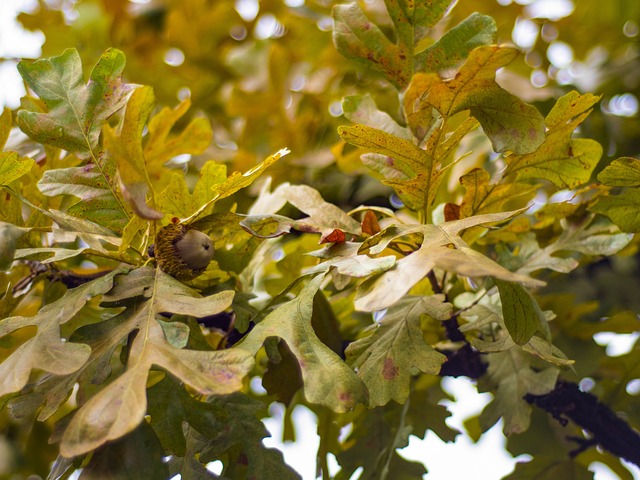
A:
[0, 0, 639, 479]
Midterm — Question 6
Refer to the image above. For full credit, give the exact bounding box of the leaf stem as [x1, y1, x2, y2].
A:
[426, 270, 442, 294]
[89, 149, 131, 223]
[317, 412, 332, 480]
[422, 120, 447, 224]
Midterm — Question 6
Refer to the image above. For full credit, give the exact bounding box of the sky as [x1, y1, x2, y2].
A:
[0, 1, 638, 479]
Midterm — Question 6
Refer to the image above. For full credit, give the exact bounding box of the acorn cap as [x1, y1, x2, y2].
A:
[154, 222, 214, 280]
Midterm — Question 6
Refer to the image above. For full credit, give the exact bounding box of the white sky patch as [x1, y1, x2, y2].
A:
[254, 14, 285, 39]
[604, 93, 639, 117]
[399, 377, 524, 479]
[525, 0, 575, 21]
[547, 41, 574, 69]
[263, 404, 322, 479]
[0, 0, 44, 108]
[594, 332, 640, 357]
[235, 0, 259, 22]
[163, 47, 185, 67]
[512, 17, 539, 50]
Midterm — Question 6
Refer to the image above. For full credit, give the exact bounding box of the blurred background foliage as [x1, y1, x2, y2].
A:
[1, 0, 640, 478]
[11, 0, 640, 207]
[14, 0, 639, 319]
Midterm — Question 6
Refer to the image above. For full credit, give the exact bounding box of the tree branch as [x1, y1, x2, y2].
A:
[525, 380, 640, 468]
[438, 316, 640, 469]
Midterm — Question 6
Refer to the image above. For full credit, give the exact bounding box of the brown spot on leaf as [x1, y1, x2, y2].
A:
[382, 357, 399, 380]
[339, 392, 353, 403]
[444, 203, 460, 222]
[529, 127, 538, 140]
[362, 210, 381, 236]
[320, 228, 346, 244]
[238, 452, 249, 465]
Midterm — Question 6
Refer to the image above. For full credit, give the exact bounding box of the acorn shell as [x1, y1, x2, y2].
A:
[154, 222, 214, 280]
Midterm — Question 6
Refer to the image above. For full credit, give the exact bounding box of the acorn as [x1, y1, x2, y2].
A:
[151, 220, 214, 281]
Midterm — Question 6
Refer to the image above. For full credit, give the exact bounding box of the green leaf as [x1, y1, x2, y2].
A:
[356, 210, 544, 311]
[144, 98, 212, 168]
[510, 219, 632, 274]
[240, 213, 297, 238]
[495, 278, 549, 345]
[505, 91, 602, 187]
[591, 160, 640, 234]
[48, 208, 119, 241]
[183, 148, 289, 223]
[306, 242, 396, 278]
[459, 290, 573, 367]
[418, 13, 496, 72]
[407, 46, 545, 155]
[157, 172, 195, 219]
[338, 124, 440, 211]
[385, 0, 452, 46]
[339, 124, 425, 179]
[480, 349, 559, 435]
[147, 376, 221, 457]
[333, 0, 455, 88]
[38, 163, 130, 233]
[590, 189, 640, 232]
[0, 107, 12, 149]
[346, 295, 450, 406]
[551, 216, 633, 256]
[262, 338, 303, 404]
[332, 3, 411, 88]
[498, 216, 631, 277]
[460, 168, 537, 218]
[14, 246, 89, 263]
[209, 151, 288, 202]
[0, 151, 35, 186]
[342, 94, 411, 140]
[157, 160, 228, 221]
[0, 269, 124, 398]
[192, 160, 228, 207]
[16, 48, 134, 159]
[276, 183, 362, 234]
[60, 267, 254, 457]
[156, 318, 190, 349]
[78, 423, 169, 480]
[148, 376, 299, 479]
[237, 274, 367, 412]
[569, 311, 640, 340]
[597, 156, 640, 186]
[405, 384, 459, 442]
[104, 86, 163, 220]
[200, 394, 302, 480]
[335, 404, 427, 480]
[247, 183, 362, 236]
[503, 457, 594, 480]
[0, 222, 30, 271]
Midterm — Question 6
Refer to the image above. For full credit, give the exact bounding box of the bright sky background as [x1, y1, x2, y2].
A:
[0, 1, 639, 479]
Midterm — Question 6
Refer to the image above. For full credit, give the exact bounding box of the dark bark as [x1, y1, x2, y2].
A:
[438, 311, 640, 469]
[525, 380, 640, 467]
